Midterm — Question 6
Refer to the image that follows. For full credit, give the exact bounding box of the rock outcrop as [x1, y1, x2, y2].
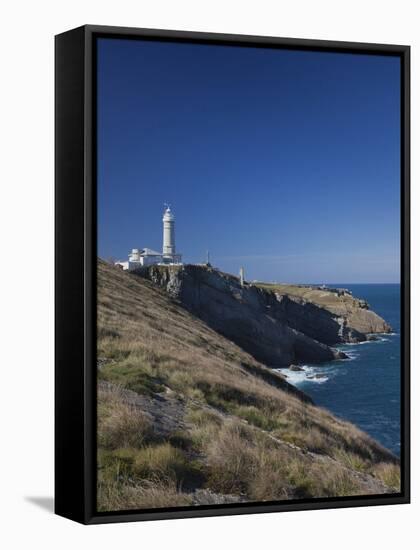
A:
[135, 265, 391, 367]
[268, 284, 391, 343]
[269, 293, 390, 346]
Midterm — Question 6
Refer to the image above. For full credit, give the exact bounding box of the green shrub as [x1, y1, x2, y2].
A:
[132, 443, 204, 488]
[334, 448, 369, 472]
[100, 359, 165, 395]
[234, 405, 279, 431]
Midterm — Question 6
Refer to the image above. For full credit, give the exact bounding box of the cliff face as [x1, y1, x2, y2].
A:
[269, 292, 391, 346]
[134, 265, 389, 367]
[261, 283, 391, 342]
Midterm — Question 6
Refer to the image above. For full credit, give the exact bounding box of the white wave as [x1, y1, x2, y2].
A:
[343, 352, 359, 361]
[339, 342, 369, 352]
[343, 338, 385, 347]
[275, 365, 330, 386]
[306, 375, 329, 384]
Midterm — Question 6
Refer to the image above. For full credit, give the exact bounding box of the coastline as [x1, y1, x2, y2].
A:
[278, 282, 401, 456]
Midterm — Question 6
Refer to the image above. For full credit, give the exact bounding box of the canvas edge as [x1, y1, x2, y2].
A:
[54, 24, 411, 525]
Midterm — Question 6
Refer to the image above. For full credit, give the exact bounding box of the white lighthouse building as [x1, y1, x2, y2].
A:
[115, 205, 182, 271]
[162, 205, 182, 264]
[163, 206, 175, 257]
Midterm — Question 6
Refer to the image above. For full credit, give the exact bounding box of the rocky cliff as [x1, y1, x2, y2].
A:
[258, 282, 391, 343]
[135, 265, 391, 367]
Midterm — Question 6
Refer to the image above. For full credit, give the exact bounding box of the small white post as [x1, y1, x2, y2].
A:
[239, 267, 245, 287]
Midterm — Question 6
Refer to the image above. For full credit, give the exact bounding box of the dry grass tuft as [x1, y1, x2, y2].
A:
[372, 463, 401, 492]
[98, 385, 153, 449]
[97, 477, 192, 512]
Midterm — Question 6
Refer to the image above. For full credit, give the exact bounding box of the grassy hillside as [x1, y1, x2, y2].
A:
[97, 260, 400, 511]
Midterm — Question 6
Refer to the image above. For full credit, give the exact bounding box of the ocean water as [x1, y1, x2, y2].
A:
[281, 284, 401, 456]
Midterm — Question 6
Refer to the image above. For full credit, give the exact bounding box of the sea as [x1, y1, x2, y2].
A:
[281, 284, 401, 456]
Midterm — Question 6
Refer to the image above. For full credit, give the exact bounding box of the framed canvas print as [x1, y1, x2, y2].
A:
[55, 25, 410, 524]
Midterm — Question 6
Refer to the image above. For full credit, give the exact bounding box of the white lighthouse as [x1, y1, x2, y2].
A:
[163, 205, 175, 255]
[114, 204, 182, 270]
[162, 204, 182, 264]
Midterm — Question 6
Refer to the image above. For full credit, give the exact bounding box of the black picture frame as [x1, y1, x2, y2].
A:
[55, 24, 410, 525]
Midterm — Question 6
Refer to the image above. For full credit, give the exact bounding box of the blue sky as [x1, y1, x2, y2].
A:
[97, 38, 401, 283]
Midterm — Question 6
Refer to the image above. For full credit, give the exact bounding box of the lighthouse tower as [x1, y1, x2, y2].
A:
[162, 205, 182, 264]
